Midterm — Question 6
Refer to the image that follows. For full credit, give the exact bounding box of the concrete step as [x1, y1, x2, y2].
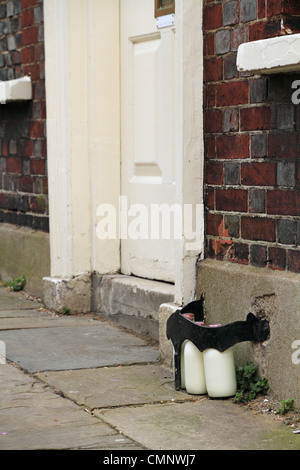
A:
[92, 274, 175, 341]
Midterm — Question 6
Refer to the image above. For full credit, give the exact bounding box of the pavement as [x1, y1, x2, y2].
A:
[0, 287, 299, 453]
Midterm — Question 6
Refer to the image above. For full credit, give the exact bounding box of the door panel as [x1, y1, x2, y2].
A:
[121, 0, 177, 282]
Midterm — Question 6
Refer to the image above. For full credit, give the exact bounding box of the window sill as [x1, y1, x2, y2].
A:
[237, 33, 300, 75]
[0, 76, 32, 104]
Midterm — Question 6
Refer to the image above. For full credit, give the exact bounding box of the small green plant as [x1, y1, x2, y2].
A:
[3, 275, 26, 292]
[276, 398, 294, 415]
[62, 306, 71, 315]
[233, 361, 269, 403]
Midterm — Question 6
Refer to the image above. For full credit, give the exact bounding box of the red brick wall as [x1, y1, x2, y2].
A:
[0, 0, 47, 231]
[204, 0, 300, 273]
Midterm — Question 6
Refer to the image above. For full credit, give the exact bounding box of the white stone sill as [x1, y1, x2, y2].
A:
[237, 33, 300, 74]
[0, 76, 32, 104]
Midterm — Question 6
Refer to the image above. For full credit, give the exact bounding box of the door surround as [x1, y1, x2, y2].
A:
[43, 0, 204, 311]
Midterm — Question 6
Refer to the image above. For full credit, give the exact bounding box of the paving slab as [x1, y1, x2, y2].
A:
[37, 364, 191, 408]
[95, 399, 300, 451]
[0, 323, 159, 372]
[0, 363, 142, 450]
[0, 289, 42, 310]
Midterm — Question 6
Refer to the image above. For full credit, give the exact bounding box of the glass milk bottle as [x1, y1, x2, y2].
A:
[183, 330, 207, 395]
[203, 346, 237, 398]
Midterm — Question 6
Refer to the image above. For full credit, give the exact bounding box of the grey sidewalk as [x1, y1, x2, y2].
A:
[0, 287, 299, 451]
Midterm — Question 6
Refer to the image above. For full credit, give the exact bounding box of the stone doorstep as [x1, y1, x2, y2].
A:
[92, 274, 175, 342]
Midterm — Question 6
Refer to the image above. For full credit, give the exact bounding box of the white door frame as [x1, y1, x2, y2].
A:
[43, 0, 203, 309]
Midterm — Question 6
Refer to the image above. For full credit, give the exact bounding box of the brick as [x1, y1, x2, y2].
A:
[227, 242, 249, 264]
[240, 0, 257, 22]
[22, 0, 38, 8]
[297, 220, 300, 244]
[206, 238, 215, 259]
[251, 134, 268, 158]
[267, 189, 300, 216]
[215, 239, 233, 261]
[35, 176, 48, 195]
[9, 140, 17, 155]
[11, 51, 21, 65]
[206, 213, 223, 236]
[268, 246, 286, 270]
[34, 43, 44, 62]
[250, 244, 268, 267]
[276, 103, 295, 130]
[18, 175, 33, 193]
[277, 218, 296, 244]
[267, 0, 283, 15]
[17, 139, 33, 157]
[282, 0, 300, 14]
[215, 29, 231, 55]
[205, 160, 223, 185]
[241, 162, 276, 186]
[223, 1, 239, 26]
[22, 8, 34, 28]
[17, 195, 30, 213]
[231, 25, 248, 52]
[224, 53, 239, 80]
[206, 84, 216, 107]
[22, 157, 30, 175]
[205, 136, 216, 159]
[250, 78, 267, 104]
[206, 188, 215, 210]
[23, 63, 40, 80]
[7, 35, 16, 51]
[30, 120, 44, 138]
[266, 0, 300, 15]
[203, 4, 223, 30]
[205, 109, 223, 134]
[2, 141, 8, 157]
[288, 249, 300, 273]
[249, 188, 265, 213]
[277, 161, 295, 188]
[216, 81, 248, 107]
[30, 158, 45, 175]
[30, 195, 47, 214]
[204, 57, 223, 82]
[6, 157, 22, 174]
[34, 6, 43, 25]
[258, 0, 266, 18]
[22, 26, 38, 46]
[224, 214, 239, 238]
[223, 108, 239, 132]
[0, 192, 8, 208]
[204, 33, 214, 56]
[241, 216, 276, 241]
[268, 74, 296, 102]
[240, 106, 273, 131]
[0, 157, 6, 172]
[269, 133, 300, 159]
[224, 162, 240, 185]
[216, 188, 248, 212]
[216, 134, 249, 159]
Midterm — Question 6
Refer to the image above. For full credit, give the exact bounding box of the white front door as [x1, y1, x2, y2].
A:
[120, 0, 177, 283]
